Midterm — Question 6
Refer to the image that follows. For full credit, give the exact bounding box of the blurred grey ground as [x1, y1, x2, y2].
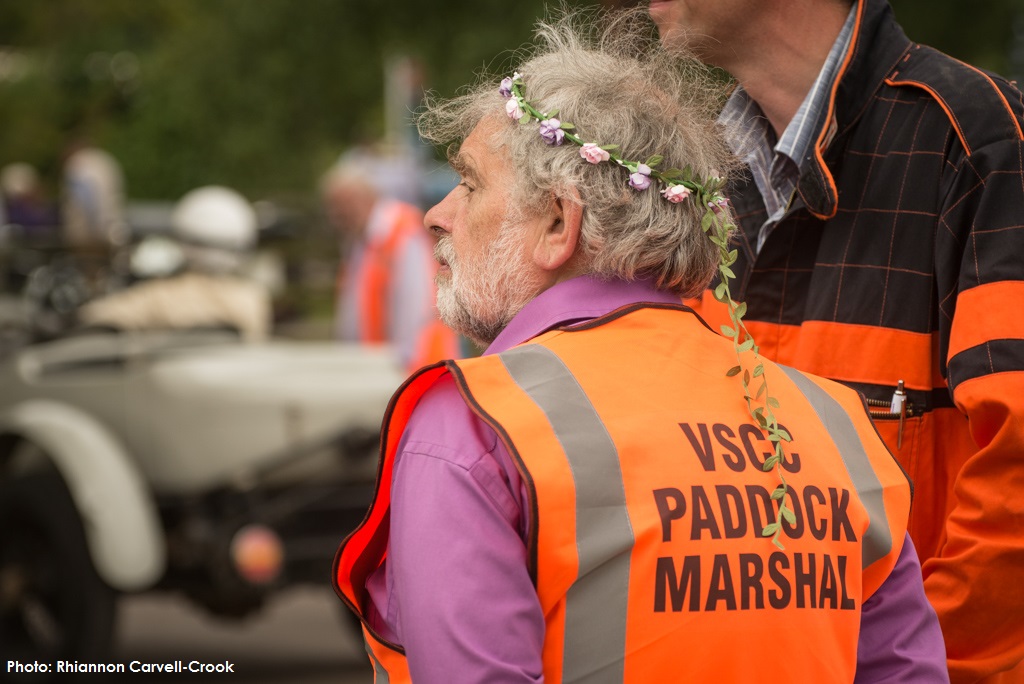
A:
[106, 588, 372, 683]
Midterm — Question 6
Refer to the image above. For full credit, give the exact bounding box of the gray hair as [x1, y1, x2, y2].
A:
[417, 9, 739, 297]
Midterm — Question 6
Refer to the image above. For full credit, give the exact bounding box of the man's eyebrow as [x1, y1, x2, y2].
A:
[450, 150, 482, 184]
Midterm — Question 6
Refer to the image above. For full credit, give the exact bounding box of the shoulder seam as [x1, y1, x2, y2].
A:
[884, 44, 1024, 157]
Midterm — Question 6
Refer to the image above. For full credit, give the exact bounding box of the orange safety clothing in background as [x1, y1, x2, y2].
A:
[338, 200, 459, 371]
[336, 304, 913, 682]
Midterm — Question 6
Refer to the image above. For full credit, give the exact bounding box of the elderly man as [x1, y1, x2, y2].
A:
[649, 2, 1024, 682]
[334, 12, 946, 683]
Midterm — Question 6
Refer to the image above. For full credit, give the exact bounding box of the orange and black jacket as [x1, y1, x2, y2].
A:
[689, 1, 1024, 681]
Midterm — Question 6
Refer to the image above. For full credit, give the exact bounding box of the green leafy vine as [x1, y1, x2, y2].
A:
[701, 196, 795, 550]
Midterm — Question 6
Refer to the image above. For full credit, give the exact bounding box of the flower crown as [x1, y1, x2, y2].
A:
[500, 71, 799, 550]
[499, 72, 729, 214]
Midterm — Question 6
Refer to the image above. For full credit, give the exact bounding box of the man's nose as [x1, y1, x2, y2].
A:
[424, 189, 455, 238]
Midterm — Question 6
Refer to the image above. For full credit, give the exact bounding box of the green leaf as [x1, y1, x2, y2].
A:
[701, 212, 714, 231]
[560, 122, 575, 130]
[781, 506, 796, 525]
[720, 325, 736, 337]
[662, 168, 684, 180]
[770, 485, 787, 500]
[734, 301, 747, 318]
[600, 144, 619, 151]
[742, 370, 750, 386]
[772, 536, 786, 550]
[755, 381, 766, 399]
[762, 523, 779, 537]
[737, 338, 754, 353]
[767, 397, 780, 409]
[548, 108, 559, 118]
[720, 266, 736, 280]
[753, 365, 764, 377]
[725, 365, 742, 377]
[645, 154, 663, 167]
[714, 282, 727, 300]
[777, 429, 792, 441]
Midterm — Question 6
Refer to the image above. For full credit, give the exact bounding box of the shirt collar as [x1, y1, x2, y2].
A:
[485, 275, 681, 355]
[721, 4, 857, 172]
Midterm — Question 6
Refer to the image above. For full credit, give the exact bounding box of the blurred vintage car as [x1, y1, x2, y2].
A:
[0, 235, 405, 666]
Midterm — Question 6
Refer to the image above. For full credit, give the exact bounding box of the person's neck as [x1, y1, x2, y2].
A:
[726, 4, 851, 137]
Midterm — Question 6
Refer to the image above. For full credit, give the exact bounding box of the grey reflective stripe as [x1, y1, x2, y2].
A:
[779, 366, 892, 568]
[501, 344, 633, 684]
[364, 638, 389, 683]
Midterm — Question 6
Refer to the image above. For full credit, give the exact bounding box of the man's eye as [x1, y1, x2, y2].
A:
[459, 181, 474, 193]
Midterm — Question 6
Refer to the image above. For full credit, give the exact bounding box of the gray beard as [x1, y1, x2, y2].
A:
[434, 221, 541, 347]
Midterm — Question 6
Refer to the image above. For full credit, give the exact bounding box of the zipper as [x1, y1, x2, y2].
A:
[865, 380, 911, 448]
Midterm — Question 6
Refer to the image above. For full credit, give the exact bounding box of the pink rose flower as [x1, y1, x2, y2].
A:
[708, 196, 729, 214]
[580, 143, 610, 164]
[505, 98, 523, 121]
[661, 184, 692, 203]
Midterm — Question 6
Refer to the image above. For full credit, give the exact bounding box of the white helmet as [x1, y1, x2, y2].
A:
[171, 185, 257, 251]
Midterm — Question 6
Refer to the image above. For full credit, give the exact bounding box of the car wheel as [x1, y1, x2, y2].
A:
[0, 471, 117, 667]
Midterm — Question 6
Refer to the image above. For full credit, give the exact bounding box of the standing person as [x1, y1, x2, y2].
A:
[648, 1, 1024, 682]
[334, 11, 947, 682]
[61, 145, 128, 250]
[322, 157, 459, 371]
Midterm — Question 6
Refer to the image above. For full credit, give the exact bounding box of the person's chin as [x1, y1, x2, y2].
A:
[647, 0, 676, 26]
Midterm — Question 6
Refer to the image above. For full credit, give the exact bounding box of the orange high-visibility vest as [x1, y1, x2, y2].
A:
[335, 303, 912, 683]
[347, 201, 459, 370]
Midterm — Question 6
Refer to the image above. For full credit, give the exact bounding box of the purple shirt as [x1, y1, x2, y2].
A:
[363, 275, 948, 683]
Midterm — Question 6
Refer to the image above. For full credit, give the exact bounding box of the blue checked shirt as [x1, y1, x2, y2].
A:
[720, 6, 856, 252]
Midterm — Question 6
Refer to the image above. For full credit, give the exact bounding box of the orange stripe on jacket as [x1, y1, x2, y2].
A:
[686, 292, 943, 390]
[949, 281, 1024, 360]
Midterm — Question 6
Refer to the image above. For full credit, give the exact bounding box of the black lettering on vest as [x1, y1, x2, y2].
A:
[679, 423, 715, 471]
[794, 553, 817, 609]
[690, 486, 721, 540]
[781, 483, 805, 539]
[654, 556, 701, 612]
[819, 554, 839, 609]
[776, 424, 801, 473]
[768, 552, 791, 609]
[804, 486, 828, 540]
[712, 423, 745, 472]
[653, 488, 687, 543]
[829, 487, 858, 542]
[738, 553, 765, 610]
[745, 484, 773, 536]
[715, 485, 747, 538]
[838, 555, 856, 610]
[738, 423, 771, 470]
[705, 554, 737, 611]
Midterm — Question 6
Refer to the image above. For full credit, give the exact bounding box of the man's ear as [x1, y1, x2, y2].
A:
[532, 187, 583, 272]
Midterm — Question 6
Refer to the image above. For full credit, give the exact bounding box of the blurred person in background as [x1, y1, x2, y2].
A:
[649, 0, 1024, 681]
[78, 185, 271, 341]
[322, 151, 459, 371]
[335, 11, 946, 682]
[1, 162, 58, 238]
[61, 145, 128, 251]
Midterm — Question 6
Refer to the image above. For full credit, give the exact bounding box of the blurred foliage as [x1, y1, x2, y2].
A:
[0, 0, 1021, 203]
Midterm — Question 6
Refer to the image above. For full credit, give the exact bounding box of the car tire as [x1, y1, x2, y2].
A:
[0, 471, 117, 669]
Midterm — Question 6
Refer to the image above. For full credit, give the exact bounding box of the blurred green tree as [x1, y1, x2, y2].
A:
[0, 0, 1019, 203]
